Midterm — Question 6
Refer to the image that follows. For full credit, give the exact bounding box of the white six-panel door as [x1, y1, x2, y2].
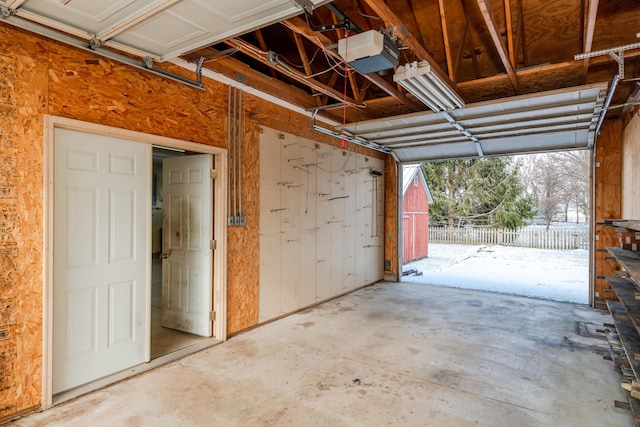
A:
[53, 128, 150, 394]
[161, 155, 213, 337]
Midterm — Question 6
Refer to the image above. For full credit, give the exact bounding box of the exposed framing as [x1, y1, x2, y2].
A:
[42, 115, 228, 408]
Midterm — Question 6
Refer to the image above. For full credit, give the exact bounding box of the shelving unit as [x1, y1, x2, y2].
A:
[603, 220, 640, 425]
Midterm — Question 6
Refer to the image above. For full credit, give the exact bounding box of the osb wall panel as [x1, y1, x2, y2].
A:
[0, 25, 47, 421]
[46, 44, 227, 148]
[622, 110, 640, 218]
[225, 115, 260, 334]
[384, 156, 398, 279]
[594, 120, 622, 300]
[0, 24, 395, 382]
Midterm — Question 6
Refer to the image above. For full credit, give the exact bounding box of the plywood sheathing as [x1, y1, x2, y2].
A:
[384, 156, 398, 279]
[225, 116, 260, 334]
[0, 25, 47, 422]
[46, 45, 227, 148]
[594, 120, 622, 301]
[622, 110, 640, 218]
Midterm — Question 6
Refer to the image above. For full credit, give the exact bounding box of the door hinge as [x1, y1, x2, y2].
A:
[210, 311, 216, 321]
[210, 169, 217, 179]
[210, 239, 217, 250]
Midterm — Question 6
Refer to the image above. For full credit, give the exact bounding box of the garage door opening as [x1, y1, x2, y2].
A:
[401, 151, 591, 304]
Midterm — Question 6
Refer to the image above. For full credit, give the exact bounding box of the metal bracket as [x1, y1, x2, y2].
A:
[196, 56, 205, 84]
[608, 50, 625, 79]
[267, 51, 278, 66]
[310, 109, 391, 154]
[0, 5, 14, 19]
[292, 0, 315, 15]
[574, 40, 640, 80]
[89, 38, 104, 50]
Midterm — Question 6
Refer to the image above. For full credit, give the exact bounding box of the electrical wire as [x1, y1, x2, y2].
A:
[342, 31, 349, 148]
[350, 0, 383, 21]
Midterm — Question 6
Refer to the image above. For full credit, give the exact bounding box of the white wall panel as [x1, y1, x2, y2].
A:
[279, 138, 300, 313]
[315, 147, 333, 301]
[259, 128, 283, 321]
[330, 149, 346, 296]
[298, 139, 317, 306]
[259, 128, 385, 322]
[343, 154, 358, 290]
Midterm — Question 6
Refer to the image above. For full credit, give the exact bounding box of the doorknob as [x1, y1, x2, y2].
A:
[159, 253, 169, 259]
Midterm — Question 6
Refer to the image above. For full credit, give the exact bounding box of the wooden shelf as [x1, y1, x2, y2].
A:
[603, 224, 640, 424]
[613, 221, 640, 232]
[607, 300, 640, 426]
[607, 248, 640, 283]
[607, 278, 640, 337]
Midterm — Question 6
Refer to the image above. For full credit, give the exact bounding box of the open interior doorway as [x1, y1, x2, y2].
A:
[150, 147, 212, 359]
[44, 116, 228, 408]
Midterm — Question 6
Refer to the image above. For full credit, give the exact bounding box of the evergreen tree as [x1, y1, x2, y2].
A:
[422, 157, 533, 229]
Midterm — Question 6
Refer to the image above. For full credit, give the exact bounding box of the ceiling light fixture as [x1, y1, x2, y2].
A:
[393, 61, 464, 112]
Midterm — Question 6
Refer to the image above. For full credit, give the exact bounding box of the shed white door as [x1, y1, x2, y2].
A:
[53, 128, 150, 394]
[161, 155, 213, 337]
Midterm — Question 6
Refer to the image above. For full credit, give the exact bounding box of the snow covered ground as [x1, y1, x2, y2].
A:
[403, 243, 589, 304]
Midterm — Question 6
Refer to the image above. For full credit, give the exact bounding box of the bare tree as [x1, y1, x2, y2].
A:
[557, 150, 590, 223]
[518, 150, 591, 229]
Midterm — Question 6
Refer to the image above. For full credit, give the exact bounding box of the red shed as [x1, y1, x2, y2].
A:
[402, 165, 433, 263]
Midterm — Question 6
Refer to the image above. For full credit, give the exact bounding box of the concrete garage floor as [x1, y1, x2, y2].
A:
[11, 282, 633, 427]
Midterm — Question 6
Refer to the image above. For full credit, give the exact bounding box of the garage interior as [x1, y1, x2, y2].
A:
[1, 0, 640, 425]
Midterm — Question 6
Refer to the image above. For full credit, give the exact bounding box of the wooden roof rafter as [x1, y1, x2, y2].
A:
[438, 0, 455, 81]
[254, 29, 278, 79]
[458, 0, 481, 80]
[514, 0, 526, 68]
[361, 0, 459, 91]
[292, 31, 322, 107]
[223, 38, 361, 107]
[474, 0, 519, 93]
[582, 0, 600, 81]
[504, 0, 516, 67]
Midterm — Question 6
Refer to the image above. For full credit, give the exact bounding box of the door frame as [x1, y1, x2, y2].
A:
[42, 115, 228, 408]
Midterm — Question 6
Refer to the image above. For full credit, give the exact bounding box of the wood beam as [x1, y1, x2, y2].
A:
[582, 0, 600, 80]
[438, 0, 454, 80]
[457, 51, 640, 92]
[281, 17, 412, 106]
[188, 48, 318, 109]
[515, 0, 526, 67]
[504, 0, 515, 67]
[292, 32, 322, 107]
[320, 72, 340, 106]
[459, 0, 481, 79]
[362, 0, 460, 92]
[224, 38, 360, 107]
[474, 0, 519, 92]
[453, 22, 469, 82]
[405, 0, 427, 48]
